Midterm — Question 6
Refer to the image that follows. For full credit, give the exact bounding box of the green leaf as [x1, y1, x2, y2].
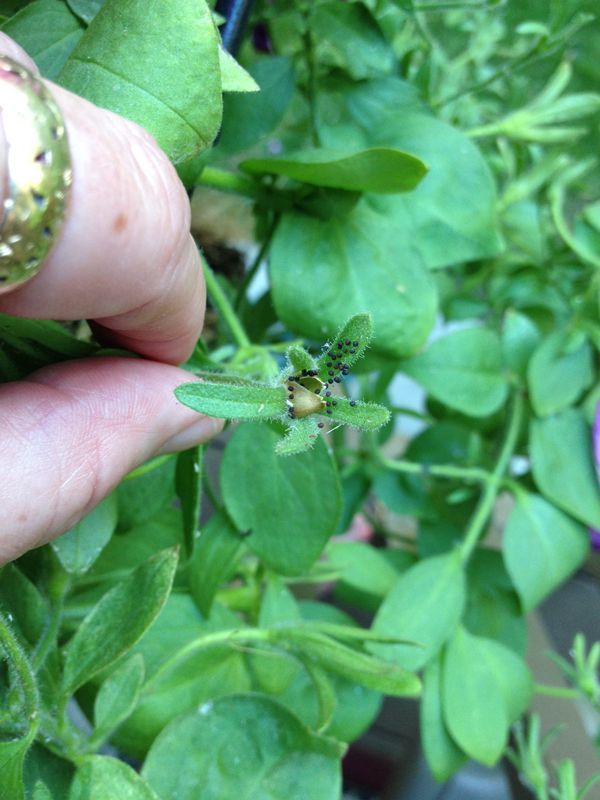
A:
[286, 344, 318, 376]
[270, 202, 438, 359]
[117, 458, 175, 530]
[220, 423, 341, 575]
[217, 56, 295, 154]
[370, 552, 466, 671]
[341, 83, 503, 267]
[279, 602, 382, 743]
[218, 47, 259, 93]
[421, 656, 466, 782]
[530, 408, 600, 529]
[241, 147, 427, 194]
[402, 327, 508, 417]
[0, 565, 47, 646]
[327, 540, 399, 601]
[93, 654, 145, 743]
[141, 694, 344, 800]
[69, 756, 159, 800]
[63, 548, 178, 692]
[312, 1, 392, 80]
[442, 626, 532, 766]
[0, 739, 32, 800]
[0, 314, 94, 359]
[315, 313, 373, 377]
[528, 331, 593, 416]
[321, 397, 390, 431]
[23, 744, 74, 800]
[66, 0, 103, 24]
[175, 379, 287, 420]
[501, 310, 541, 379]
[251, 579, 302, 695]
[503, 492, 589, 611]
[280, 629, 421, 697]
[175, 446, 203, 557]
[51, 494, 117, 574]
[32, 782, 52, 800]
[91, 508, 182, 575]
[1, 0, 83, 80]
[464, 550, 526, 655]
[110, 597, 250, 757]
[260, 578, 301, 626]
[274, 418, 321, 456]
[58, 0, 222, 163]
[188, 511, 243, 616]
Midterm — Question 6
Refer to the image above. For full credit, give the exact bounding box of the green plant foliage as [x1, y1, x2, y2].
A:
[2, 1, 600, 794]
[333, 79, 503, 267]
[503, 492, 589, 611]
[311, 1, 392, 80]
[58, 0, 222, 162]
[220, 423, 341, 574]
[175, 378, 287, 419]
[327, 540, 400, 608]
[0, 0, 83, 79]
[188, 510, 243, 616]
[0, 565, 47, 646]
[218, 47, 259, 93]
[63, 549, 178, 692]
[51, 494, 117, 574]
[279, 603, 383, 743]
[141, 694, 344, 800]
[217, 56, 296, 154]
[442, 626, 532, 766]
[501, 310, 541, 379]
[241, 147, 427, 194]
[531, 409, 600, 529]
[92, 655, 145, 745]
[402, 327, 509, 417]
[370, 552, 466, 671]
[69, 756, 159, 800]
[175, 445, 203, 556]
[527, 330, 593, 416]
[421, 656, 467, 782]
[0, 738, 33, 800]
[66, 0, 103, 24]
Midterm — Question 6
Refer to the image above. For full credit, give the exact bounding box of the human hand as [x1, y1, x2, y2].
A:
[0, 35, 221, 563]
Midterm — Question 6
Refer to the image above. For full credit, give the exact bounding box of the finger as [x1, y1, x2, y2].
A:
[0, 33, 204, 364]
[0, 357, 221, 563]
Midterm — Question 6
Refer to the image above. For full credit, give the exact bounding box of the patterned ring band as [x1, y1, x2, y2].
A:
[0, 55, 72, 292]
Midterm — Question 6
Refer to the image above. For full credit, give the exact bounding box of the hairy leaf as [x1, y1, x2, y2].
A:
[175, 380, 287, 420]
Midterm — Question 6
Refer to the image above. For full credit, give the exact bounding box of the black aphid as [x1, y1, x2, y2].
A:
[334, 376, 341, 383]
[350, 400, 356, 406]
[318, 422, 324, 428]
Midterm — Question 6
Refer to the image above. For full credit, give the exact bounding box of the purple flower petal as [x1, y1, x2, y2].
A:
[594, 402, 600, 484]
[590, 529, 600, 552]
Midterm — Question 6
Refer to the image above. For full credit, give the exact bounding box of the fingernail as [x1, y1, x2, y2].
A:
[158, 415, 223, 454]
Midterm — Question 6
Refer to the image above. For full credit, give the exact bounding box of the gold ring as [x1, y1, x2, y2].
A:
[0, 56, 72, 292]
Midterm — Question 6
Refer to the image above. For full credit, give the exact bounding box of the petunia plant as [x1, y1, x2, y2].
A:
[1, 2, 600, 800]
[175, 313, 390, 455]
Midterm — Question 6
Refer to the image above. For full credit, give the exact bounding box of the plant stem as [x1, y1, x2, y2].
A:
[0, 611, 39, 734]
[124, 454, 173, 481]
[534, 682, 580, 699]
[235, 213, 281, 311]
[197, 166, 260, 198]
[300, 4, 320, 146]
[379, 454, 492, 485]
[459, 393, 524, 562]
[202, 258, 251, 348]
